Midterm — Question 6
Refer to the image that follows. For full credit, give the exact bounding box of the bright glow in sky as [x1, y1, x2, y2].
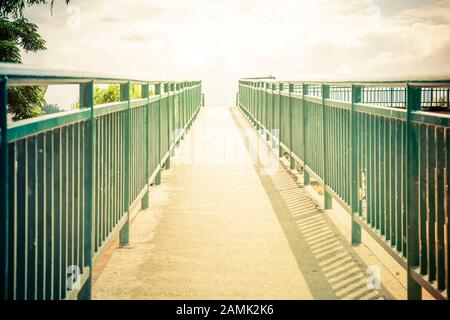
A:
[22, 0, 450, 106]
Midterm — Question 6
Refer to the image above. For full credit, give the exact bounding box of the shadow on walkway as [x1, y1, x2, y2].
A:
[230, 107, 393, 300]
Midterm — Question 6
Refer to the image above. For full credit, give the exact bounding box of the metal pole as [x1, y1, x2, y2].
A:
[406, 83, 422, 300]
[155, 83, 162, 185]
[303, 84, 310, 185]
[0, 77, 9, 299]
[78, 80, 94, 299]
[272, 83, 277, 149]
[279, 83, 283, 158]
[322, 84, 332, 209]
[289, 83, 295, 170]
[141, 83, 150, 210]
[351, 85, 362, 245]
[119, 81, 131, 246]
[165, 83, 171, 170]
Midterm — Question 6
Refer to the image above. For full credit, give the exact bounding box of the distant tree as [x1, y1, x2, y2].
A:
[130, 84, 142, 100]
[93, 84, 142, 105]
[94, 85, 120, 105]
[0, 0, 70, 120]
[72, 84, 142, 109]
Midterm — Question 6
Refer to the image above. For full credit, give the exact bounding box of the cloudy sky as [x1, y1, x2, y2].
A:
[22, 0, 450, 106]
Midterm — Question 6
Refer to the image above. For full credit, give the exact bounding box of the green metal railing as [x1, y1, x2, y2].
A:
[238, 77, 450, 300]
[0, 63, 202, 300]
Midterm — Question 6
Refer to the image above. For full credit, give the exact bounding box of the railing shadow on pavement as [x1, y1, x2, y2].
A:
[230, 107, 393, 300]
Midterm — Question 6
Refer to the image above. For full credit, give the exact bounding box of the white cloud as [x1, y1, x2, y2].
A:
[20, 0, 450, 106]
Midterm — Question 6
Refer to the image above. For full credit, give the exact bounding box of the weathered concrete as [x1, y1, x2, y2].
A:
[93, 106, 400, 300]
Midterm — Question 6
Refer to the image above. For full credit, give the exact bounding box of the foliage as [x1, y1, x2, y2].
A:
[130, 85, 142, 100]
[93, 84, 142, 105]
[94, 85, 120, 105]
[8, 86, 45, 120]
[0, 1, 69, 18]
[0, 0, 70, 120]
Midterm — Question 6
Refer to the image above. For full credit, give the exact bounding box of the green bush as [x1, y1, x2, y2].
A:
[93, 84, 142, 105]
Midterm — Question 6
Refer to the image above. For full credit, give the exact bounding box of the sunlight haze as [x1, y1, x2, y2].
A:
[22, 0, 450, 106]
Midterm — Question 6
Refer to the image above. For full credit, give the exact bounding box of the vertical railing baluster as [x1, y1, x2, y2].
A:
[446, 127, 450, 296]
[266, 82, 269, 137]
[0, 76, 9, 300]
[164, 83, 171, 170]
[351, 85, 362, 244]
[289, 83, 295, 170]
[255, 82, 259, 132]
[119, 81, 131, 246]
[141, 83, 150, 210]
[181, 83, 185, 140]
[155, 83, 162, 185]
[278, 83, 283, 158]
[175, 83, 181, 149]
[302, 84, 310, 186]
[436, 127, 446, 291]
[322, 84, 332, 209]
[272, 83, 277, 149]
[171, 83, 176, 157]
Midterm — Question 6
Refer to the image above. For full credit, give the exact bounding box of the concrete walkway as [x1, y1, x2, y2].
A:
[93, 107, 396, 300]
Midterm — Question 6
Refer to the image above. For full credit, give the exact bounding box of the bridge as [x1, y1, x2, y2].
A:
[0, 64, 449, 300]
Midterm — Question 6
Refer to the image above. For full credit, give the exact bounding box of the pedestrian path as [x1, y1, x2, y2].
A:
[93, 107, 395, 300]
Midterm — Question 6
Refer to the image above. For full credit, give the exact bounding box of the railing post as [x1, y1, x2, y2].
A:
[119, 81, 131, 246]
[0, 76, 9, 300]
[258, 81, 262, 125]
[303, 83, 310, 186]
[256, 82, 260, 132]
[155, 83, 162, 185]
[175, 83, 181, 149]
[248, 82, 252, 122]
[141, 83, 150, 210]
[279, 83, 284, 158]
[187, 82, 191, 128]
[406, 83, 422, 300]
[78, 80, 94, 299]
[188, 81, 194, 127]
[351, 85, 362, 245]
[322, 84, 332, 209]
[272, 83, 277, 149]
[188, 82, 192, 128]
[289, 83, 295, 170]
[253, 82, 255, 119]
[252, 82, 255, 125]
[181, 82, 185, 140]
[171, 83, 177, 157]
[164, 83, 171, 170]
[265, 83, 270, 141]
[178, 83, 182, 135]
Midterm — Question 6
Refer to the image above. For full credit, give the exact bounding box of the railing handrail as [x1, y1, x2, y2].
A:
[0, 63, 201, 86]
[238, 78, 449, 300]
[240, 76, 276, 80]
[0, 65, 203, 301]
[240, 76, 450, 87]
